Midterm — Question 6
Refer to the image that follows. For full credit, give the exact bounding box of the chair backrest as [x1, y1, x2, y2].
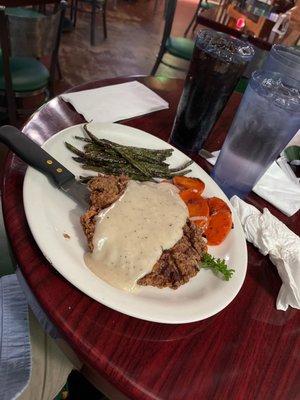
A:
[269, 13, 291, 42]
[6, 8, 62, 58]
[0, 1, 66, 124]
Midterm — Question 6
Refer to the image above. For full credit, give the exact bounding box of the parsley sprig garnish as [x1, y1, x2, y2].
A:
[201, 253, 235, 281]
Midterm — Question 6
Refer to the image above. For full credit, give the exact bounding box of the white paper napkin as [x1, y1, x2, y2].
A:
[231, 196, 300, 311]
[60, 81, 169, 123]
[206, 151, 300, 217]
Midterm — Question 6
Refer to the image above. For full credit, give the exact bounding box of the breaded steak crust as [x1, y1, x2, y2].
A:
[81, 175, 206, 289]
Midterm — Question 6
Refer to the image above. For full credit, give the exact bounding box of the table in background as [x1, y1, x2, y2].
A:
[197, 6, 273, 51]
[225, 3, 275, 38]
[197, 2, 272, 50]
[1, 76, 299, 400]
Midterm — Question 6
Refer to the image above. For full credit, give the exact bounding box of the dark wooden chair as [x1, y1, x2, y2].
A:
[151, 0, 195, 75]
[0, 1, 66, 125]
[70, 0, 107, 46]
[184, 0, 217, 38]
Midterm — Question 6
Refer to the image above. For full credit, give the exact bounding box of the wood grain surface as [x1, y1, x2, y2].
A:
[1, 76, 299, 400]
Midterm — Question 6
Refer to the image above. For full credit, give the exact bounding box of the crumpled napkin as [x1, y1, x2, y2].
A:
[207, 151, 300, 217]
[231, 196, 300, 311]
[60, 81, 169, 123]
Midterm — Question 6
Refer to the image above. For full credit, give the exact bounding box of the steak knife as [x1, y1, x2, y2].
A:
[0, 125, 89, 208]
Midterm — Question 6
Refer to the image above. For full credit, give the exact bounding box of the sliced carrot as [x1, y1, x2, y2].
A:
[173, 176, 205, 194]
[179, 189, 200, 203]
[204, 210, 233, 246]
[187, 197, 209, 218]
[207, 197, 231, 215]
[193, 216, 210, 231]
[179, 189, 209, 219]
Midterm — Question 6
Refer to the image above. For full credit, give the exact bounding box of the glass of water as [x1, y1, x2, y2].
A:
[262, 45, 300, 89]
[211, 70, 300, 199]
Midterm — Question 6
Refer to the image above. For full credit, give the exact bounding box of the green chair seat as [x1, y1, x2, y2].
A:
[201, 1, 217, 10]
[166, 37, 195, 61]
[5, 7, 43, 18]
[0, 56, 49, 92]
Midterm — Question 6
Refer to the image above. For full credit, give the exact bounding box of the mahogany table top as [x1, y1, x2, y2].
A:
[1, 76, 299, 400]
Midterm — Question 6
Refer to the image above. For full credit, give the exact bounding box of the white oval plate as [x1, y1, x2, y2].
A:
[23, 123, 247, 324]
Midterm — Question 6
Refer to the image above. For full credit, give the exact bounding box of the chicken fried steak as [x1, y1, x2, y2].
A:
[81, 175, 206, 289]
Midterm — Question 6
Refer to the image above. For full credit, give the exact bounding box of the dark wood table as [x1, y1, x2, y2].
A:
[1, 76, 299, 400]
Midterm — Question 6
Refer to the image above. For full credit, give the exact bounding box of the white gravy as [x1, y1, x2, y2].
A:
[85, 180, 188, 291]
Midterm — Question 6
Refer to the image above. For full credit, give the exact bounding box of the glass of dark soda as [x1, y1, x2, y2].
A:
[169, 29, 254, 153]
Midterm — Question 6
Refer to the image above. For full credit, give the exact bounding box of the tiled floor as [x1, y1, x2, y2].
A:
[59, 0, 197, 87]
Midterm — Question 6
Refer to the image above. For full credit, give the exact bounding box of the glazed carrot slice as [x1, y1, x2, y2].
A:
[204, 210, 233, 246]
[207, 197, 231, 215]
[173, 176, 205, 194]
[193, 216, 210, 231]
[179, 188, 200, 203]
[187, 198, 209, 218]
[179, 189, 209, 218]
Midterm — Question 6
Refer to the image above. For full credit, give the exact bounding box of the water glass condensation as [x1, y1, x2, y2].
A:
[169, 30, 254, 153]
[211, 71, 300, 199]
[262, 45, 300, 88]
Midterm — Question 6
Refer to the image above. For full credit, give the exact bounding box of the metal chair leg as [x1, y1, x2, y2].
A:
[192, 8, 204, 36]
[151, 45, 166, 76]
[184, 0, 202, 37]
[73, 0, 78, 27]
[57, 60, 63, 80]
[91, 0, 97, 46]
[70, 0, 74, 21]
[7, 93, 17, 126]
[102, 1, 107, 39]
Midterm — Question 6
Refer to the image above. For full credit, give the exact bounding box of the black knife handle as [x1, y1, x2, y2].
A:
[0, 125, 75, 187]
